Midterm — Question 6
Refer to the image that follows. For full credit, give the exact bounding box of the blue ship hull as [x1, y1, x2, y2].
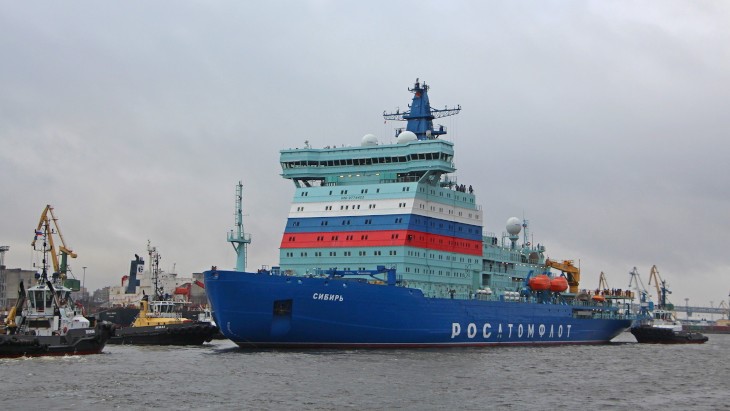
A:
[204, 270, 631, 348]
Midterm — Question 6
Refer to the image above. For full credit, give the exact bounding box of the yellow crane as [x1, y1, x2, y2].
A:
[545, 259, 580, 293]
[30, 205, 77, 280]
[648, 265, 673, 309]
[647, 265, 663, 305]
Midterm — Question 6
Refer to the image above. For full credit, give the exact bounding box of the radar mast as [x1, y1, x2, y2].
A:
[383, 78, 461, 140]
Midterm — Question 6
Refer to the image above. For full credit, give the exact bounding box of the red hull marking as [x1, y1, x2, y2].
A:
[280, 229, 481, 256]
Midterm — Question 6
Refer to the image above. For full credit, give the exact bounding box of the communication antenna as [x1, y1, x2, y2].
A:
[228, 181, 252, 271]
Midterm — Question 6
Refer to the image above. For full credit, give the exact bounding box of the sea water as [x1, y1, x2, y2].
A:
[2, 333, 727, 410]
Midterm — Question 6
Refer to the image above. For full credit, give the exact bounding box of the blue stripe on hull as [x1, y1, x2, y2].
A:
[205, 270, 631, 348]
[284, 214, 483, 241]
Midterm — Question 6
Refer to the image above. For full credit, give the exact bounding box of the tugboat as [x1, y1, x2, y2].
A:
[108, 296, 219, 345]
[631, 308, 708, 344]
[0, 205, 113, 358]
[629, 266, 708, 344]
[108, 249, 218, 345]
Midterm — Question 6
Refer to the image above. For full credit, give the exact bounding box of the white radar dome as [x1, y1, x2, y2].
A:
[361, 134, 378, 146]
[506, 217, 522, 236]
[396, 130, 418, 144]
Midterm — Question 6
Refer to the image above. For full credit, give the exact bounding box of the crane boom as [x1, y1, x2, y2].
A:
[30, 205, 77, 278]
[647, 265, 663, 305]
[648, 265, 672, 309]
[598, 271, 610, 290]
[545, 259, 580, 293]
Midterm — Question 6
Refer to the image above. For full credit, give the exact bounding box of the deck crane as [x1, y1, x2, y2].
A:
[545, 259, 580, 293]
[647, 265, 671, 309]
[30, 205, 77, 280]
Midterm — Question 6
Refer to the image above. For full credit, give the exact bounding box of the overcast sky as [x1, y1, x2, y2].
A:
[1, 1, 728, 311]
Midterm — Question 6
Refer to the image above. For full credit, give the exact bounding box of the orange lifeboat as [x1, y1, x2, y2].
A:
[174, 284, 191, 295]
[550, 276, 569, 292]
[528, 274, 551, 291]
[592, 294, 606, 302]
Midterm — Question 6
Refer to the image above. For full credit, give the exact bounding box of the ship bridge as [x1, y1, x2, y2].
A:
[280, 139, 455, 188]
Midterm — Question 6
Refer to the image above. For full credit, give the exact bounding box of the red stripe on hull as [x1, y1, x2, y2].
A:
[280, 230, 482, 256]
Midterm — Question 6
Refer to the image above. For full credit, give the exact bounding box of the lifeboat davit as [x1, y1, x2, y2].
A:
[550, 276, 569, 292]
[592, 295, 606, 302]
[528, 274, 551, 291]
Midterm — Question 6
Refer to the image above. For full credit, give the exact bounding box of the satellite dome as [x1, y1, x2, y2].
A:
[506, 217, 522, 236]
[396, 131, 418, 144]
[361, 134, 378, 146]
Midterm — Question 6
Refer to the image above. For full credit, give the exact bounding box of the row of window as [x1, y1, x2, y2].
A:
[406, 250, 476, 263]
[286, 234, 475, 246]
[292, 218, 480, 236]
[419, 186, 474, 203]
[298, 186, 472, 206]
[282, 152, 452, 169]
[283, 250, 397, 257]
[403, 267, 470, 278]
[287, 234, 476, 246]
[292, 201, 480, 220]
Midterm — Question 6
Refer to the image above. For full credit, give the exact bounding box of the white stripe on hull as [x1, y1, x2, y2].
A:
[288, 198, 482, 226]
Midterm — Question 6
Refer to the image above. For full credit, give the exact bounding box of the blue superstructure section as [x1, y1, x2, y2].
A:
[284, 215, 483, 241]
[205, 270, 632, 347]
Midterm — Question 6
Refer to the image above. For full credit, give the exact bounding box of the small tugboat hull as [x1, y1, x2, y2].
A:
[630, 326, 708, 344]
[0, 322, 115, 359]
[108, 321, 219, 345]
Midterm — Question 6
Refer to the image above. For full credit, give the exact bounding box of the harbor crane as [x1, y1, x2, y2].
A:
[30, 205, 77, 280]
[648, 265, 671, 309]
[628, 266, 653, 317]
[598, 271, 610, 291]
[719, 300, 729, 320]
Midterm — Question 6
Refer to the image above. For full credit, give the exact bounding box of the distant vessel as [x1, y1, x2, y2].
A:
[98, 243, 208, 327]
[204, 79, 634, 348]
[108, 253, 218, 345]
[682, 320, 730, 335]
[0, 205, 113, 358]
[629, 266, 708, 344]
[108, 296, 219, 345]
[105, 242, 207, 310]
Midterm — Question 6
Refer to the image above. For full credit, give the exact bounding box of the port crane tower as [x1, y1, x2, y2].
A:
[648, 265, 672, 309]
[598, 271, 609, 291]
[31, 205, 77, 280]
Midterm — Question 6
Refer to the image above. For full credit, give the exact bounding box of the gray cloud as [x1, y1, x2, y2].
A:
[1, 1, 728, 309]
